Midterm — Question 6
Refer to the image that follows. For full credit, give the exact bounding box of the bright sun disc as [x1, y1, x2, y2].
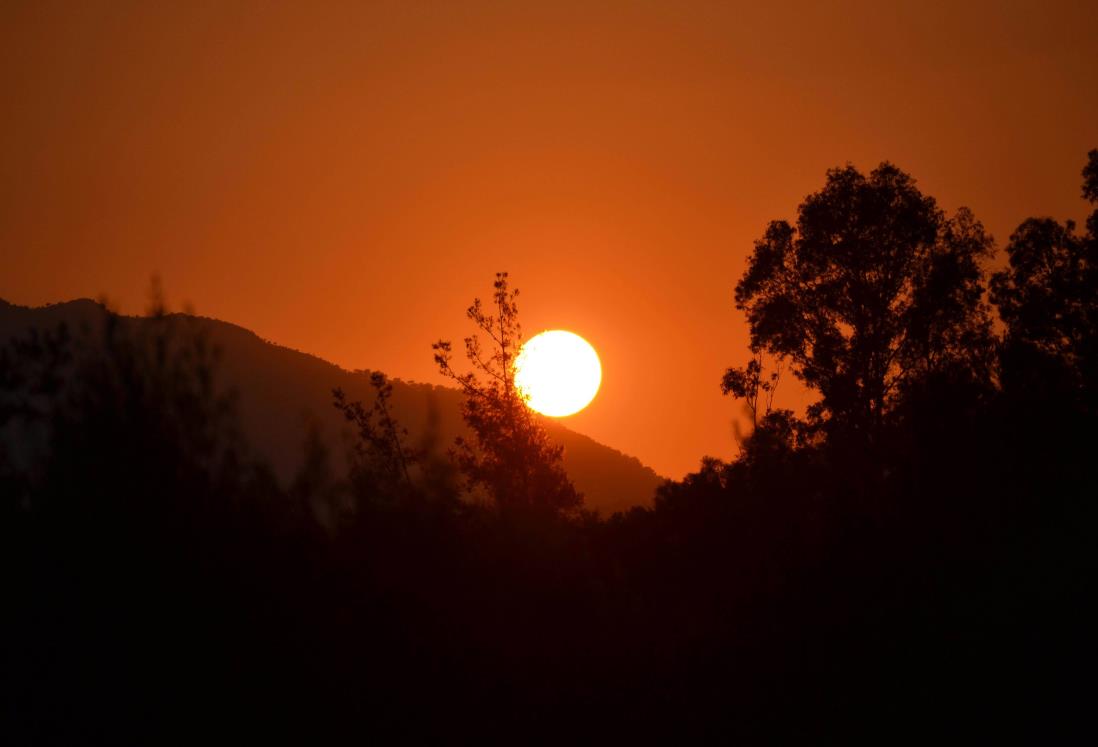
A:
[514, 330, 602, 417]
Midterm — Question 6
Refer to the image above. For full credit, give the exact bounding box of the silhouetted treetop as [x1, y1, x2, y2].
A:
[433, 273, 582, 517]
[333, 371, 416, 496]
[990, 150, 1098, 408]
[735, 162, 994, 438]
[1082, 148, 1098, 204]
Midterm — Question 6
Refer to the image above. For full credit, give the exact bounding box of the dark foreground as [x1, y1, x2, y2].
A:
[3, 308, 1094, 744]
[7, 151, 1098, 742]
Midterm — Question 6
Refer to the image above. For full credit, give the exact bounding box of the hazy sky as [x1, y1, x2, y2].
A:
[3, 1, 1096, 477]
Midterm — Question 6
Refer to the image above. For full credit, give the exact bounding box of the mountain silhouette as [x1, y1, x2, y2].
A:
[0, 298, 663, 514]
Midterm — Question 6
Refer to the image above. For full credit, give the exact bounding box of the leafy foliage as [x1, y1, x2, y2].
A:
[433, 272, 582, 517]
[990, 151, 1098, 411]
[735, 163, 994, 438]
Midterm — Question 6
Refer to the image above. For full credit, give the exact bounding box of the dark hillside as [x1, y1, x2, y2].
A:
[0, 298, 662, 515]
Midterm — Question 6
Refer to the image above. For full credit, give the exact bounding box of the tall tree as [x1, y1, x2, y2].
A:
[990, 149, 1098, 408]
[433, 273, 581, 516]
[734, 162, 994, 439]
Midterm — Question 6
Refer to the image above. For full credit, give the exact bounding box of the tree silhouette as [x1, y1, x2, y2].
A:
[1084, 149, 1098, 206]
[721, 348, 783, 428]
[734, 163, 994, 440]
[433, 272, 581, 517]
[990, 150, 1098, 410]
[333, 371, 416, 497]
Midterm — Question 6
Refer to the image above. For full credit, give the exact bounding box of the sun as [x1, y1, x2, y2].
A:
[514, 330, 602, 417]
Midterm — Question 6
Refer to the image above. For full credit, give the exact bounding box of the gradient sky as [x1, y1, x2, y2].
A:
[3, 1, 1096, 478]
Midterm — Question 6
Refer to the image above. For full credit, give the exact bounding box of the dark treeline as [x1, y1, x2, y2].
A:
[4, 152, 1097, 743]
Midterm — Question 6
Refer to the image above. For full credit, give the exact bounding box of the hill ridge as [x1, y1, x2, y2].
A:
[0, 298, 664, 514]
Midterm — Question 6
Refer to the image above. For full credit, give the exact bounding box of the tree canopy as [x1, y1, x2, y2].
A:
[990, 150, 1098, 410]
[733, 162, 994, 438]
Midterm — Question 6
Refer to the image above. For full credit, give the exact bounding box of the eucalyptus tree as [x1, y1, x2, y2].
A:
[732, 162, 994, 440]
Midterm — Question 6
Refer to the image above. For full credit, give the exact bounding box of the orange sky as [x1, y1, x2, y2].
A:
[2, 1, 1096, 478]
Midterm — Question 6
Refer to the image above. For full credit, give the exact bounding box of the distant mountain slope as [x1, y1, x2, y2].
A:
[0, 298, 663, 514]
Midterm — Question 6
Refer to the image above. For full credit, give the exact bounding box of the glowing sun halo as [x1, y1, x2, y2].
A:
[514, 330, 602, 417]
